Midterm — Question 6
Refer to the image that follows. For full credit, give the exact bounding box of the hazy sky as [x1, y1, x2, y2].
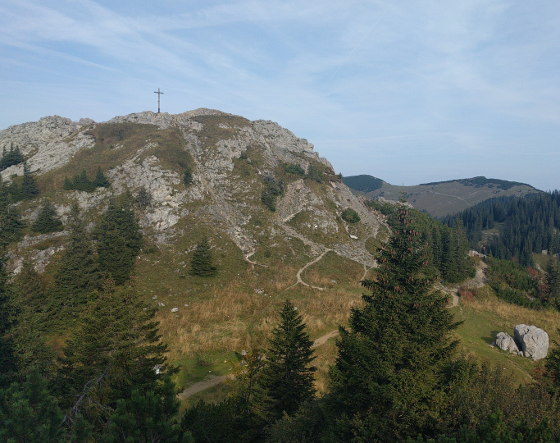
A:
[1, 1, 559, 190]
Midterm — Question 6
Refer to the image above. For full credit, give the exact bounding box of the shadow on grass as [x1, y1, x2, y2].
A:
[483, 330, 500, 345]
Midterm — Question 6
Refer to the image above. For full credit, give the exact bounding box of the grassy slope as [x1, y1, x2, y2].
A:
[454, 290, 560, 385]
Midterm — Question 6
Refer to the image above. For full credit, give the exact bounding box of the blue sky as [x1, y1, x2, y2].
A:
[1, 0, 559, 190]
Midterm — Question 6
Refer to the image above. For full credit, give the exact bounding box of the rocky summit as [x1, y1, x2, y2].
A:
[0, 109, 383, 280]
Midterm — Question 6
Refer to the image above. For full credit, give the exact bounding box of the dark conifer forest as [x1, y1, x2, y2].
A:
[444, 191, 560, 265]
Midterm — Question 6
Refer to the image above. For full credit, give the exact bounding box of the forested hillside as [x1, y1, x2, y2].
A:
[445, 191, 560, 265]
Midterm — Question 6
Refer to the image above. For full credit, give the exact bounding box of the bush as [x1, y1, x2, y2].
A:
[341, 208, 360, 223]
[283, 163, 305, 176]
[261, 176, 284, 212]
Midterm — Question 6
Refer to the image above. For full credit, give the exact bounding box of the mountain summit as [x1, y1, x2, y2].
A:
[1, 109, 382, 279]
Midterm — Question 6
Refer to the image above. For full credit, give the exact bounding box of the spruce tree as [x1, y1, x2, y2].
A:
[93, 167, 110, 188]
[135, 186, 152, 208]
[183, 168, 193, 186]
[257, 300, 316, 423]
[58, 285, 174, 438]
[20, 162, 40, 199]
[327, 205, 459, 441]
[32, 200, 63, 233]
[0, 255, 19, 387]
[12, 261, 54, 374]
[95, 199, 142, 285]
[189, 239, 217, 276]
[0, 183, 24, 247]
[53, 205, 103, 315]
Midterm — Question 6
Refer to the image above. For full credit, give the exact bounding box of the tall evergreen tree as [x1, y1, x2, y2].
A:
[326, 205, 459, 441]
[256, 300, 316, 423]
[135, 186, 152, 208]
[0, 255, 19, 387]
[93, 167, 110, 188]
[12, 261, 54, 375]
[0, 180, 25, 247]
[32, 200, 63, 233]
[189, 239, 217, 277]
[20, 162, 39, 199]
[95, 199, 142, 285]
[57, 285, 174, 438]
[53, 205, 103, 316]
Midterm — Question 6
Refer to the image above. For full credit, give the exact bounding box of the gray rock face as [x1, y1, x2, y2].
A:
[1, 108, 385, 272]
[495, 332, 520, 354]
[514, 324, 549, 360]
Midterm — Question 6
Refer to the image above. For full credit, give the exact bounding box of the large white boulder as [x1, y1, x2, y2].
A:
[514, 324, 549, 360]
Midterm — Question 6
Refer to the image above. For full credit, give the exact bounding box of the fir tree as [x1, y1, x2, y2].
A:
[32, 200, 63, 233]
[95, 199, 142, 285]
[189, 239, 217, 277]
[326, 205, 459, 441]
[256, 300, 316, 423]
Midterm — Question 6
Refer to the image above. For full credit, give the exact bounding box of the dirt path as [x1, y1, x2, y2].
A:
[243, 250, 267, 268]
[284, 249, 332, 291]
[178, 329, 340, 400]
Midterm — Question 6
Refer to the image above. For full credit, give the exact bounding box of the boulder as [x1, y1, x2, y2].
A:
[495, 332, 520, 354]
[514, 324, 549, 360]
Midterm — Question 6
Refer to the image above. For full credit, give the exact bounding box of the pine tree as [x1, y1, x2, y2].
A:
[189, 239, 217, 276]
[95, 199, 142, 285]
[256, 300, 316, 423]
[57, 285, 174, 438]
[326, 205, 459, 441]
[32, 200, 63, 233]
[53, 205, 103, 316]
[20, 162, 40, 199]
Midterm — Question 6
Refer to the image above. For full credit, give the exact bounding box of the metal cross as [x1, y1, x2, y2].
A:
[154, 88, 164, 113]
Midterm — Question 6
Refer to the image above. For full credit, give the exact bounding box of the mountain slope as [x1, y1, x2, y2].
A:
[343, 174, 540, 217]
[0, 110, 384, 387]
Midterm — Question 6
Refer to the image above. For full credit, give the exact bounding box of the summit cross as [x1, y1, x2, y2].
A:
[154, 88, 164, 113]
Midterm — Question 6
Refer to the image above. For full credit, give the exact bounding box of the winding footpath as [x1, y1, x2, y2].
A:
[284, 249, 333, 291]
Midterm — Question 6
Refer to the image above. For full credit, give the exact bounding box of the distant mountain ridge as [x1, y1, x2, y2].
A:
[343, 174, 540, 217]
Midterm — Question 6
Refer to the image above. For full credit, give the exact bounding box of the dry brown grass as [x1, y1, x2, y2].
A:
[157, 275, 363, 365]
